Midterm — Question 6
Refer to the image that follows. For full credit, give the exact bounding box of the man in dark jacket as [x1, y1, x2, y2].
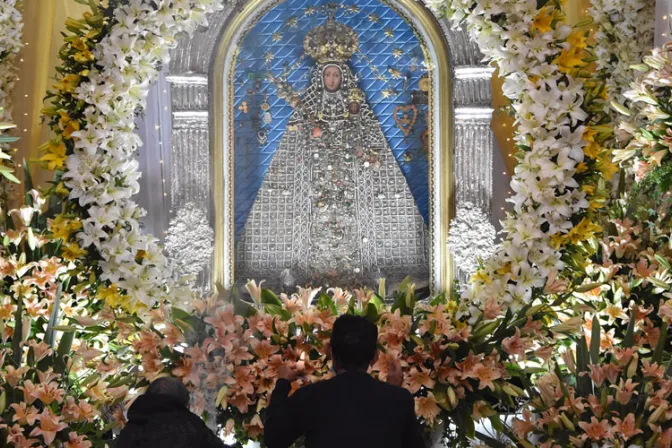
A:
[115, 376, 227, 448]
[264, 314, 425, 448]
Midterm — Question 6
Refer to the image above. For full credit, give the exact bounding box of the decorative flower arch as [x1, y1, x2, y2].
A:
[26, 0, 659, 445]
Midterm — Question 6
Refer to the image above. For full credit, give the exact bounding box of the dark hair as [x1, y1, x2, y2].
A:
[146, 377, 190, 407]
[330, 314, 378, 370]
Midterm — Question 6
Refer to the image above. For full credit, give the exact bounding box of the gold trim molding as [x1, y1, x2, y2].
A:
[212, 0, 453, 294]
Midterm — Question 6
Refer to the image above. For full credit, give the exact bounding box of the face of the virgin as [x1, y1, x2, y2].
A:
[323, 66, 342, 92]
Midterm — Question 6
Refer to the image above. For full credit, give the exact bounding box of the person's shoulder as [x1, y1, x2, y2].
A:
[373, 379, 415, 402]
[294, 377, 333, 396]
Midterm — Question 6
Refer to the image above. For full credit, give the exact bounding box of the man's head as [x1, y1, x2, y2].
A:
[329, 314, 378, 372]
[146, 377, 190, 407]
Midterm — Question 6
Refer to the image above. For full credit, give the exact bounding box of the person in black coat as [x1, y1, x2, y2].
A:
[264, 314, 426, 448]
[114, 376, 228, 448]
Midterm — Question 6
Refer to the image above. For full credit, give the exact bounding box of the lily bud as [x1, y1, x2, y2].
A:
[447, 387, 458, 408]
[648, 402, 668, 425]
[404, 282, 416, 309]
[627, 353, 639, 378]
[560, 413, 575, 432]
[245, 279, 264, 307]
[502, 384, 519, 397]
[22, 316, 32, 342]
[562, 349, 576, 375]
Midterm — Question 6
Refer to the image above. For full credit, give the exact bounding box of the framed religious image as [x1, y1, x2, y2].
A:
[158, 0, 497, 298]
[212, 0, 453, 295]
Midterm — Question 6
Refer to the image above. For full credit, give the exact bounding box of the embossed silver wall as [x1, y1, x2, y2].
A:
[135, 0, 497, 290]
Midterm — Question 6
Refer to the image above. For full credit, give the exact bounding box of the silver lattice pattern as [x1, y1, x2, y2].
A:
[236, 62, 428, 290]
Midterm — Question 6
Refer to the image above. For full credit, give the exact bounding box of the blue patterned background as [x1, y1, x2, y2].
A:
[233, 0, 430, 237]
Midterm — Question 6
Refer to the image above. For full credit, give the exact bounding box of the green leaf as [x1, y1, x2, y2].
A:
[317, 293, 337, 315]
[430, 293, 447, 306]
[577, 335, 591, 395]
[575, 282, 603, 293]
[623, 313, 636, 348]
[171, 307, 193, 322]
[261, 289, 282, 306]
[365, 302, 378, 323]
[536, 0, 550, 8]
[11, 296, 23, 366]
[23, 159, 33, 199]
[397, 276, 410, 295]
[369, 294, 384, 311]
[655, 255, 671, 271]
[666, 356, 672, 377]
[377, 278, 386, 298]
[488, 414, 504, 432]
[653, 323, 668, 364]
[1, 171, 19, 184]
[590, 315, 601, 365]
[44, 283, 63, 347]
[472, 319, 501, 339]
[264, 304, 291, 321]
[50, 325, 78, 332]
[460, 405, 475, 439]
[55, 330, 75, 374]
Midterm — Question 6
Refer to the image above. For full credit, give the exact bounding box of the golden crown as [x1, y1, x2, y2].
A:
[304, 16, 359, 63]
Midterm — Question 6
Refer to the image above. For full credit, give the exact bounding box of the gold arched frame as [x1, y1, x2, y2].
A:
[212, 0, 454, 294]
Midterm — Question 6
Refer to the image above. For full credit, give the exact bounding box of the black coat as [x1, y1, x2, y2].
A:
[264, 371, 426, 448]
[114, 394, 227, 448]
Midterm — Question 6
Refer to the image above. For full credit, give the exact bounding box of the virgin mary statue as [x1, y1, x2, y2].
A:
[236, 16, 429, 291]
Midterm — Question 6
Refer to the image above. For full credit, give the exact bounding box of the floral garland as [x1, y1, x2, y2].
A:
[0, 179, 191, 446]
[511, 163, 672, 446]
[41, 0, 224, 314]
[432, 0, 613, 320]
[614, 43, 672, 182]
[0, 0, 22, 123]
[174, 281, 560, 446]
[0, 0, 23, 217]
[589, 0, 655, 117]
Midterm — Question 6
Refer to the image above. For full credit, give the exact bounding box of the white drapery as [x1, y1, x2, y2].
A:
[657, 0, 672, 46]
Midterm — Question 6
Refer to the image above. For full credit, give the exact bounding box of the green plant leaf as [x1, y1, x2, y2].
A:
[429, 293, 447, 306]
[365, 302, 378, 323]
[55, 330, 75, 374]
[1, 170, 19, 183]
[264, 304, 291, 321]
[50, 325, 78, 332]
[654, 323, 668, 364]
[45, 283, 63, 347]
[590, 315, 600, 365]
[623, 313, 636, 348]
[261, 289, 282, 306]
[656, 255, 671, 271]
